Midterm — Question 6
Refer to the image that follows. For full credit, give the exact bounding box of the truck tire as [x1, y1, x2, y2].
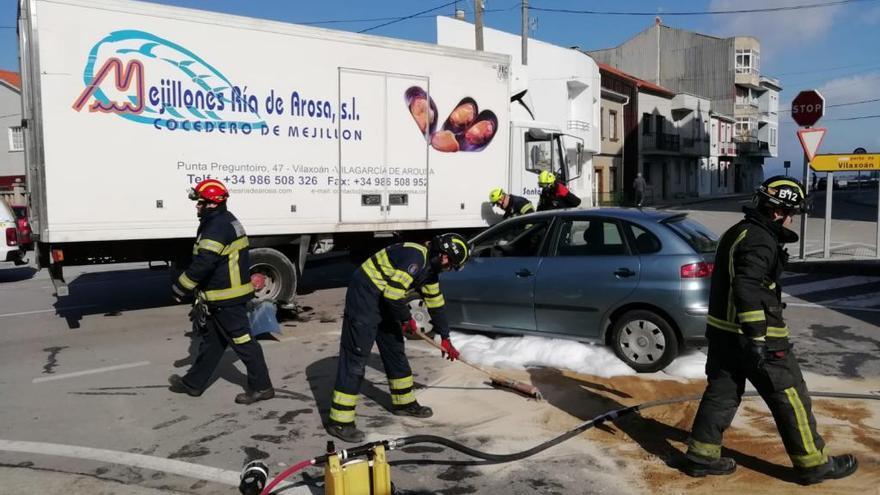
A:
[610, 309, 679, 373]
[250, 248, 297, 305]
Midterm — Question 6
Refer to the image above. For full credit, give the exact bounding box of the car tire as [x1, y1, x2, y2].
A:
[250, 248, 297, 305]
[610, 309, 679, 373]
[405, 292, 436, 340]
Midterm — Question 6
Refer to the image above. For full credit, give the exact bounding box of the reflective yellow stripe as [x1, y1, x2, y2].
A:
[727, 229, 749, 323]
[424, 294, 445, 309]
[452, 237, 469, 261]
[687, 438, 721, 460]
[707, 315, 741, 333]
[520, 203, 534, 214]
[220, 237, 248, 255]
[383, 286, 407, 301]
[785, 387, 824, 467]
[403, 242, 428, 258]
[361, 261, 388, 291]
[767, 282, 777, 290]
[203, 283, 254, 301]
[738, 310, 766, 323]
[329, 409, 356, 423]
[228, 250, 241, 287]
[332, 391, 358, 407]
[791, 446, 828, 469]
[421, 283, 440, 296]
[391, 391, 416, 405]
[178, 273, 197, 290]
[375, 250, 413, 288]
[232, 333, 251, 345]
[197, 238, 225, 254]
[767, 179, 805, 199]
[388, 376, 414, 390]
[767, 326, 790, 338]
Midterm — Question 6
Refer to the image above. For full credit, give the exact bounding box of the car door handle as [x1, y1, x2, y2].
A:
[515, 269, 534, 278]
[614, 268, 636, 278]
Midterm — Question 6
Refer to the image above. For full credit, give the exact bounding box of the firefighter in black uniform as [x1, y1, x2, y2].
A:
[169, 179, 274, 405]
[537, 171, 581, 211]
[684, 176, 857, 484]
[489, 187, 534, 219]
[327, 233, 469, 443]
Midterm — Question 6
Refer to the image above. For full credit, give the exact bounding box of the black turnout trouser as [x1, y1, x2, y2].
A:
[687, 330, 827, 470]
[183, 302, 272, 393]
[329, 277, 416, 425]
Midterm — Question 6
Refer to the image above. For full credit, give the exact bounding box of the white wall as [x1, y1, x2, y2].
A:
[0, 83, 24, 178]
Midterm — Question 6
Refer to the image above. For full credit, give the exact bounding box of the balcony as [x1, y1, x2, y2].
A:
[642, 132, 680, 153]
[718, 142, 737, 157]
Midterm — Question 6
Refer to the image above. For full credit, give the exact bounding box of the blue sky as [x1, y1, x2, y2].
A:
[3, 0, 879, 177]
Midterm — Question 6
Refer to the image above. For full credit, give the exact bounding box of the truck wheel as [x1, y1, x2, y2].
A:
[250, 248, 297, 305]
[405, 292, 435, 340]
[610, 309, 679, 373]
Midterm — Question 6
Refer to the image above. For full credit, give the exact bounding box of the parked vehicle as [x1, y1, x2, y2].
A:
[0, 200, 26, 265]
[18, 0, 598, 302]
[11, 205, 33, 250]
[410, 208, 717, 372]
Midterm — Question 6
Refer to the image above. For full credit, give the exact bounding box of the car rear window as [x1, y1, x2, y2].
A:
[664, 216, 718, 254]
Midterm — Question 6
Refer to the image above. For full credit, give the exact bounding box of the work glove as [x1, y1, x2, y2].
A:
[440, 338, 460, 361]
[401, 318, 419, 337]
[744, 339, 767, 371]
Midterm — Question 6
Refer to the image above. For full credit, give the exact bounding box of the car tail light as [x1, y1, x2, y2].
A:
[5, 227, 17, 246]
[681, 261, 714, 278]
[51, 248, 64, 263]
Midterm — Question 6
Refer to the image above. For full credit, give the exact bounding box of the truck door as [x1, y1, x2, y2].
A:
[339, 69, 429, 224]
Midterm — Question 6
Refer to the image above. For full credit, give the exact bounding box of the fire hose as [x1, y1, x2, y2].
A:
[247, 390, 879, 494]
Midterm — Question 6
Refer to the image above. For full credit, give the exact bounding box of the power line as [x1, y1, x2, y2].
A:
[358, 1, 460, 33]
[299, 4, 516, 26]
[529, 0, 877, 17]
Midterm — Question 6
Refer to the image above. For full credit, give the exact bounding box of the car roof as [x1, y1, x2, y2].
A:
[519, 207, 686, 223]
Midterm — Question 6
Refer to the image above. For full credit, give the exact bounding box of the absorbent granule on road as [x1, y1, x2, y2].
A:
[449, 331, 707, 379]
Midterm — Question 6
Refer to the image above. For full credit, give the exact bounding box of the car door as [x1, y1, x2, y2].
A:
[441, 216, 553, 334]
[533, 216, 641, 340]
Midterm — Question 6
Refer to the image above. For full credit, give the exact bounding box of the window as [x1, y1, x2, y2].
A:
[735, 49, 759, 75]
[643, 163, 651, 184]
[655, 115, 665, 134]
[609, 110, 618, 140]
[8, 126, 23, 152]
[642, 113, 651, 135]
[664, 216, 719, 254]
[554, 219, 626, 256]
[770, 127, 777, 146]
[525, 135, 561, 174]
[677, 162, 683, 184]
[600, 108, 606, 139]
[736, 117, 756, 139]
[472, 218, 551, 258]
[627, 223, 662, 254]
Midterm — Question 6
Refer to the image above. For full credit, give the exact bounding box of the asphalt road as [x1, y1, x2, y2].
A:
[0, 209, 878, 493]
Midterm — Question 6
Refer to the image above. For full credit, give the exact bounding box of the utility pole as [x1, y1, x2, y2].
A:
[474, 0, 484, 51]
[521, 0, 528, 65]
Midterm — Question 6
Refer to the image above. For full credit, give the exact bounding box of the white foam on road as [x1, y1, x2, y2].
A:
[450, 331, 707, 380]
[0, 439, 311, 494]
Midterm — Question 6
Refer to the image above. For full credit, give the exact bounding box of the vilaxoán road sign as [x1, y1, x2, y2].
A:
[811, 153, 880, 172]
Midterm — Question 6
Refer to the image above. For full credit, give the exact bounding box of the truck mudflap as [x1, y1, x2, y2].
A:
[43, 244, 68, 297]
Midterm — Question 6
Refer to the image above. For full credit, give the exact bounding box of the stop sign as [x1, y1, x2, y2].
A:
[791, 90, 825, 127]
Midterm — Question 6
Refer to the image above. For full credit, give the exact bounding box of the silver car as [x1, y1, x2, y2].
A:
[411, 208, 718, 372]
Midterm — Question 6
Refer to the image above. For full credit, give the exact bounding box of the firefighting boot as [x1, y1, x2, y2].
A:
[168, 374, 203, 397]
[683, 453, 737, 477]
[327, 422, 365, 443]
[392, 401, 434, 418]
[235, 388, 275, 405]
[797, 454, 858, 485]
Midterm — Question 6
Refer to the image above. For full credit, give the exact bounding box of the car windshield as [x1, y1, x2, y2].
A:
[664, 216, 718, 254]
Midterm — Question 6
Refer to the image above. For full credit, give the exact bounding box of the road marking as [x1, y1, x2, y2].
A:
[0, 439, 311, 493]
[782, 276, 879, 298]
[32, 361, 151, 384]
[0, 304, 97, 319]
[786, 302, 880, 313]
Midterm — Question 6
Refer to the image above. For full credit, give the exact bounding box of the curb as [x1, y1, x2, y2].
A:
[787, 258, 880, 276]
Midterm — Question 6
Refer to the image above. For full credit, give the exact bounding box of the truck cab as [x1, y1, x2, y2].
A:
[510, 123, 585, 204]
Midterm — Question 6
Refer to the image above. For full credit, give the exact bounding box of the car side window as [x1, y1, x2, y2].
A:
[472, 219, 551, 258]
[555, 219, 626, 256]
[627, 223, 662, 254]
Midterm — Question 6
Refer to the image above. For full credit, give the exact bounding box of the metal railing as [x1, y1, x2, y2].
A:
[567, 120, 590, 131]
[643, 132, 680, 152]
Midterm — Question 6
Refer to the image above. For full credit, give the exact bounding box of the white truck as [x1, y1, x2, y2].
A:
[18, 0, 598, 305]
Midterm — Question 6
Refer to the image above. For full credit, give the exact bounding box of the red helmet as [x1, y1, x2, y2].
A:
[189, 179, 228, 203]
